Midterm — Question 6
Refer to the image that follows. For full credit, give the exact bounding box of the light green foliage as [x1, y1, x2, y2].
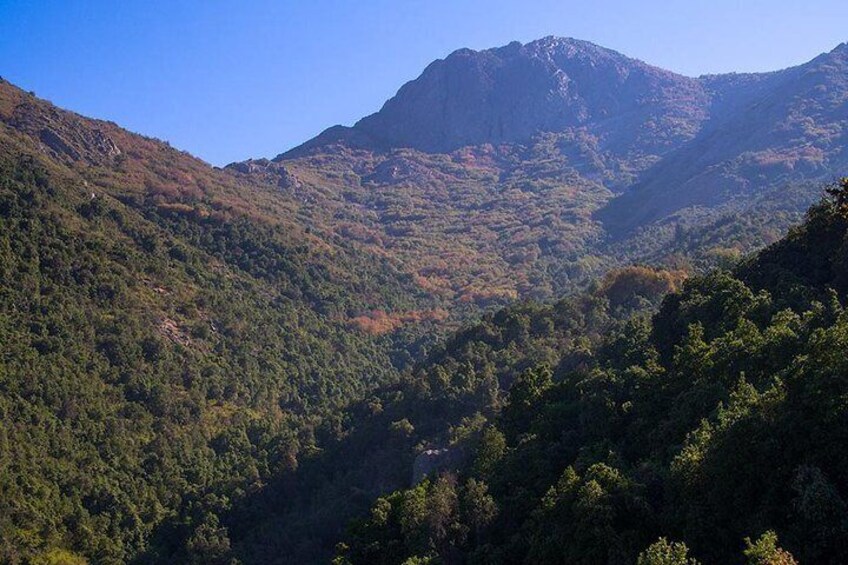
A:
[30, 549, 89, 565]
[637, 538, 700, 565]
[744, 531, 798, 565]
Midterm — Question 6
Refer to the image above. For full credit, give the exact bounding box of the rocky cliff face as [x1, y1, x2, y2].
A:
[0, 81, 123, 166]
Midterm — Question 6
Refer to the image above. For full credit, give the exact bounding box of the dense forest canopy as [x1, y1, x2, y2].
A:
[333, 180, 848, 565]
[0, 96, 438, 563]
[1, 36, 848, 564]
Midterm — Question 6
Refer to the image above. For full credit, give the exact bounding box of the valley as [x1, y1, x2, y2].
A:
[0, 34, 847, 564]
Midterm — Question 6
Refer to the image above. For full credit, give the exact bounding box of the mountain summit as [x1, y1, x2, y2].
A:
[275, 37, 848, 239]
[351, 37, 709, 154]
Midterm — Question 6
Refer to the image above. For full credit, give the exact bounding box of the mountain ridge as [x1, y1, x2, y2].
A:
[279, 37, 848, 161]
[248, 37, 847, 274]
[217, 38, 848, 307]
[284, 36, 710, 158]
[2, 35, 848, 564]
[600, 38, 848, 232]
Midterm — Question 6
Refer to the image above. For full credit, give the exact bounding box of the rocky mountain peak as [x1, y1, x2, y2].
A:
[521, 36, 639, 67]
[828, 41, 848, 55]
[276, 37, 847, 239]
[345, 37, 708, 154]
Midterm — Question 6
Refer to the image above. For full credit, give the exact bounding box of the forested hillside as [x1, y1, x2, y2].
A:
[221, 264, 684, 563]
[0, 81, 442, 564]
[1, 35, 848, 565]
[334, 181, 848, 564]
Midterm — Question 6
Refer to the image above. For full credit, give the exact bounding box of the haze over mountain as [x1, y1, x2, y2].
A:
[604, 40, 848, 231]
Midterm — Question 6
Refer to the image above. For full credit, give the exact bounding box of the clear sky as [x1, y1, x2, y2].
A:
[1, 1, 846, 166]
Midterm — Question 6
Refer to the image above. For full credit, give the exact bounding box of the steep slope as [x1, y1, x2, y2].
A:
[600, 42, 848, 232]
[243, 139, 614, 305]
[0, 79, 444, 563]
[335, 185, 848, 565]
[352, 37, 710, 159]
[1, 79, 464, 330]
[289, 36, 711, 185]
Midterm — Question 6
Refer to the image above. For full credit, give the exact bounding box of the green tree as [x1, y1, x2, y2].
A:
[825, 177, 848, 209]
[462, 478, 497, 542]
[637, 538, 700, 565]
[743, 531, 797, 565]
[471, 427, 506, 477]
[501, 365, 553, 440]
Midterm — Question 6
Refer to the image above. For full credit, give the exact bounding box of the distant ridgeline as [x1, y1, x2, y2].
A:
[0, 36, 847, 565]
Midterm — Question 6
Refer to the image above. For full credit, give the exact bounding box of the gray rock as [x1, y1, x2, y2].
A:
[353, 36, 710, 154]
[411, 447, 465, 484]
[225, 159, 301, 190]
[40, 128, 81, 161]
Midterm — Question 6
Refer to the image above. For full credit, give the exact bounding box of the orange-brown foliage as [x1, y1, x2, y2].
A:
[599, 265, 688, 308]
[349, 309, 450, 335]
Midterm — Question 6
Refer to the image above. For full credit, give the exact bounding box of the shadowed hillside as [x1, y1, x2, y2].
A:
[1, 35, 848, 564]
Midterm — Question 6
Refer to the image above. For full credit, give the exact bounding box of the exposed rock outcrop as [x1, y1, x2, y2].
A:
[224, 158, 301, 190]
[353, 37, 710, 155]
[412, 447, 466, 484]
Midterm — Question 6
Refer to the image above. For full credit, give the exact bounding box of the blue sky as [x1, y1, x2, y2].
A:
[1, 0, 846, 165]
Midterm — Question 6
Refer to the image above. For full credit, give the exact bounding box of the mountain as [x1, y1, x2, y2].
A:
[286, 36, 713, 185]
[218, 38, 848, 562]
[288, 37, 848, 197]
[352, 37, 710, 157]
[1, 35, 847, 564]
[226, 38, 847, 307]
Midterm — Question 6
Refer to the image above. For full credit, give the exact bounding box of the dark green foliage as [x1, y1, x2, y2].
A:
[338, 192, 848, 564]
[0, 147, 429, 563]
